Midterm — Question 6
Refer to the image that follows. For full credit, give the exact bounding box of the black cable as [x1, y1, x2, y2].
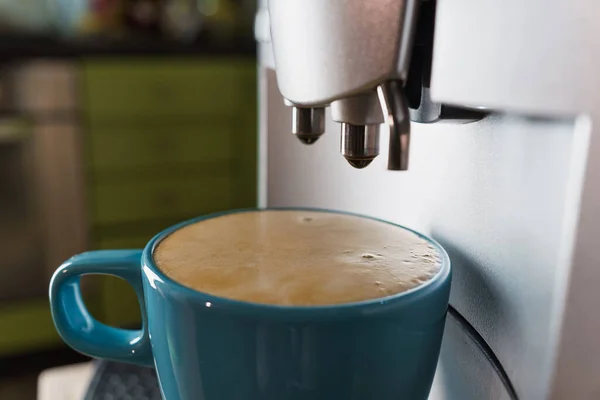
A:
[447, 305, 519, 400]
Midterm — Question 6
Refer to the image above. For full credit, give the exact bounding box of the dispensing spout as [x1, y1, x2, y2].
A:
[291, 106, 326, 145]
[377, 80, 411, 171]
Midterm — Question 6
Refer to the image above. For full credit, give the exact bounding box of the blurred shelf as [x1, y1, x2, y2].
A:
[0, 33, 256, 60]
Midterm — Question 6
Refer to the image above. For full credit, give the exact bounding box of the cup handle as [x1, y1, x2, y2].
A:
[49, 249, 153, 367]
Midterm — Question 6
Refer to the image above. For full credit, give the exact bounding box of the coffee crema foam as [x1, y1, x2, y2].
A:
[154, 210, 442, 306]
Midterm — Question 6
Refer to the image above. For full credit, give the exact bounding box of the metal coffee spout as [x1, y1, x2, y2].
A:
[291, 106, 325, 145]
[340, 123, 380, 169]
[268, 0, 419, 171]
[331, 92, 384, 169]
[377, 80, 411, 171]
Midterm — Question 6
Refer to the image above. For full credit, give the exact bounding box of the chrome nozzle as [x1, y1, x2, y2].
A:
[291, 106, 325, 144]
[340, 123, 380, 169]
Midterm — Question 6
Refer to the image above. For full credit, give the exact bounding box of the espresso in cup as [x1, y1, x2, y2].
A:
[154, 210, 441, 306]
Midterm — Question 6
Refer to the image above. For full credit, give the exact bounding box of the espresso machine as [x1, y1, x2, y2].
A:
[255, 0, 600, 399]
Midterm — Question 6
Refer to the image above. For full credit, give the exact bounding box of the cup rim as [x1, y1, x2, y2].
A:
[141, 207, 451, 317]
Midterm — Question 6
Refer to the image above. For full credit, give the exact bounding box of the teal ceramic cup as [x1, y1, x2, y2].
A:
[49, 208, 451, 400]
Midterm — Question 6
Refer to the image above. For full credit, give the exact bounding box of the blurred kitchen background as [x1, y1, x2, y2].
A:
[0, 1, 257, 398]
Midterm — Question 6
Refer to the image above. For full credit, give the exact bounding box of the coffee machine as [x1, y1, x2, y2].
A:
[255, 0, 600, 399]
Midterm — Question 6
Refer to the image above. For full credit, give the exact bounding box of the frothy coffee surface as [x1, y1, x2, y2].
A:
[154, 210, 442, 306]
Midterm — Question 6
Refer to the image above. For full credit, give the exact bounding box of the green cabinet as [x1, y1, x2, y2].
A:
[83, 60, 242, 121]
[0, 56, 257, 358]
[83, 58, 257, 327]
[88, 123, 234, 169]
[92, 176, 233, 224]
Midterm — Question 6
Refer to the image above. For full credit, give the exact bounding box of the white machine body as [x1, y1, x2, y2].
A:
[256, 0, 600, 399]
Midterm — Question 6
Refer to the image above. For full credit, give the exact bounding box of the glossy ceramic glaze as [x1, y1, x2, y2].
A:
[50, 208, 451, 400]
